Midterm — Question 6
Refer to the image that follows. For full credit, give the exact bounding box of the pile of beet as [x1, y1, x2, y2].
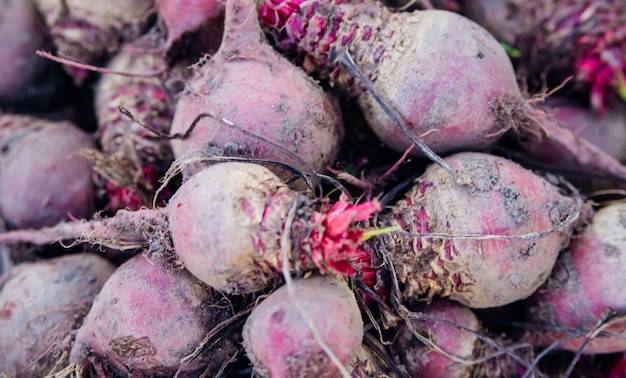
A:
[1, 0, 625, 377]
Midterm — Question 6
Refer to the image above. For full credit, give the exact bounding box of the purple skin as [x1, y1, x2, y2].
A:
[379, 152, 580, 308]
[94, 43, 176, 211]
[70, 253, 239, 377]
[257, 0, 626, 180]
[393, 299, 481, 378]
[169, 0, 343, 178]
[0, 0, 50, 104]
[242, 275, 364, 378]
[0, 114, 95, 229]
[522, 202, 626, 354]
[392, 299, 526, 377]
[0, 253, 116, 377]
[261, 2, 519, 155]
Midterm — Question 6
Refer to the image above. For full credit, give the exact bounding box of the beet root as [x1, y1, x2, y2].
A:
[0, 114, 95, 229]
[69, 253, 239, 377]
[169, 0, 343, 178]
[378, 152, 581, 308]
[0, 253, 116, 377]
[262, 4, 518, 156]
[393, 299, 480, 378]
[522, 201, 626, 354]
[168, 161, 304, 293]
[242, 275, 364, 378]
[258, 0, 626, 180]
[92, 43, 176, 211]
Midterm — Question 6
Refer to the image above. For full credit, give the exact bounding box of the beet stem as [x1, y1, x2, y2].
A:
[0, 208, 166, 249]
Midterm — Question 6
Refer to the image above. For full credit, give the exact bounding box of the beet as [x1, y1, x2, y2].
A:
[463, 0, 626, 113]
[93, 44, 176, 211]
[70, 253, 239, 376]
[392, 299, 527, 377]
[0, 253, 115, 376]
[377, 152, 581, 308]
[242, 275, 364, 378]
[0, 0, 52, 108]
[523, 201, 626, 354]
[257, 0, 626, 180]
[33, 0, 155, 82]
[169, 0, 343, 178]
[0, 114, 95, 229]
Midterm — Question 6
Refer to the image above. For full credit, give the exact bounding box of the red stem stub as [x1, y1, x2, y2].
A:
[306, 196, 380, 282]
[257, 0, 343, 68]
[258, 0, 305, 30]
[570, 2, 626, 112]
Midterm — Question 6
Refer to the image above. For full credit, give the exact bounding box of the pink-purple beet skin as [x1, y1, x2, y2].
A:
[94, 43, 176, 211]
[170, 0, 343, 177]
[0, 0, 51, 106]
[379, 152, 581, 308]
[33, 0, 155, 82]
[522, 201, 626, 354]
[168, 162, 303, 293]
[242, 275, 364, 378]
[258, 0, 626, 180]
[0, 114, 95, 229]
[168, 161, 376, 293]
[261, 1, 519, 156]
[70, 253, 239, 377]
[0, 253, 116, 377]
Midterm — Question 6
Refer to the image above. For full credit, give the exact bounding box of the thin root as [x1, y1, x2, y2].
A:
[37, 51, 166, 78]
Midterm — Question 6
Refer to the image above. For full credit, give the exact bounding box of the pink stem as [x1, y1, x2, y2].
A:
[36, 50, 166, 78]
[219, 0, 265, 51]
[0, 208, 167, 249]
